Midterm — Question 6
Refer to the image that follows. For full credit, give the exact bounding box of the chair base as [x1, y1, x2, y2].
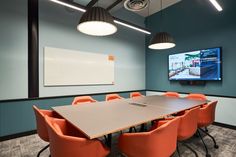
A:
[37, 144, 49, 157]
[199, 128, 219, 149]
[197, 129, 211, 157]
[178, 142, 198, 157]
[139, 124, 146, 132]
[129, 127, 137, 133]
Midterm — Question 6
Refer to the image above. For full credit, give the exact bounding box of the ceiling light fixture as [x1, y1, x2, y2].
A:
[124, 0, 149, 12]
[114, 20, 151, 35]
[49, 0, 150, 35]
[148, 32, 175, 49]
[77, 7, 117, 36]
[49, 0, 86, 12]
[209, 0, 223, 12]
[148, 0, 175, 50]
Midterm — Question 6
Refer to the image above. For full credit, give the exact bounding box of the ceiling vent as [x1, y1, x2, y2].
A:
[124, 0, 149, 12]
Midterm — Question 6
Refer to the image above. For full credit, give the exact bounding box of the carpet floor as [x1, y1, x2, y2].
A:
[1, 125, 236, 157]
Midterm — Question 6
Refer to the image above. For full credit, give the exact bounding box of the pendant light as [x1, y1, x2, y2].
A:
[148, 0, 175, 50]
[77, 7, 117, 36]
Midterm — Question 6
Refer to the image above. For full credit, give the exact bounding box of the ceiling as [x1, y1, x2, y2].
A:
[73, 0, 181, 17]
[134, 0, 182, 17]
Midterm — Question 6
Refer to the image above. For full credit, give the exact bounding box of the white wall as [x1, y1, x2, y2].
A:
[146, 91, 236, 126]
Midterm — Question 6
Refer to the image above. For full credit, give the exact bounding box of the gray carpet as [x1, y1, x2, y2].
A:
[1, 125, 236, 157]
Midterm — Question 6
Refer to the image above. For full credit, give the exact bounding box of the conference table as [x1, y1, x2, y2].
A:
[52, 95, 206, 147]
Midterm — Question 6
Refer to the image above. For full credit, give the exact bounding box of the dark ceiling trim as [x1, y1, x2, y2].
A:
[86, 0, 99, 9]
[106, 0, 123, 11]
[49, 0, 151, 34]
[28, 0, 39, 98]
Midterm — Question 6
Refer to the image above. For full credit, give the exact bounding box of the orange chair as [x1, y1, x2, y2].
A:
[45, 116, 110, 157]
[164, 92, 180, 98]
[106, 93, 123, 101]
[197, 101, 219, 155]
[130, 92, 143, 98]
[186, 93, 207, 101]
[72, 96, 97, 105]
[158, 107, 200, 156]
[186, 93, 208, 129]
[33, 105, 62, 157]
[118, 117, 180, 157]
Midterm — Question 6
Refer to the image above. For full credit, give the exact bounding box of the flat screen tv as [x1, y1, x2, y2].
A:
[168, 47, 222, 81]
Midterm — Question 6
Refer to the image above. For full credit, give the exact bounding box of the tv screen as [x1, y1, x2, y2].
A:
[168, 47, 222, 81]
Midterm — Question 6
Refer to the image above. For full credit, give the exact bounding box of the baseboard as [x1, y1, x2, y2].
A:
[213, 122, 236, 130]
[0, 130, 36, 142]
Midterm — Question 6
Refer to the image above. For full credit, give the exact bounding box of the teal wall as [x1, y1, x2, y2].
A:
[146, 0, 236, 97]
[0, 0, 28, 100]
[1, 0, 236, 138]
[39, 0, 146, 97]
[0, 92, 145, 137]
[0, 0, 146, 137]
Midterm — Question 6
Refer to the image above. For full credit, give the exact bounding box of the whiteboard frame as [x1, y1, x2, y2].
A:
[43, 47, 115, 87]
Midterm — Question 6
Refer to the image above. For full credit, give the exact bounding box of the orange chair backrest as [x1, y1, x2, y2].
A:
[149, 117, 180, 157]
[45, 116, 109, 157]
[130, 92, 143, 98]
[33, 105, 56, 142]
[198, 101, 217, 127]
[177, 107, 200, 141]
[186, 93, 207, 101]
[164, 92, 180, 98]
[106, 94, 122, 101]
[118, 117, 180, 157]
[72, 96, 97, 105]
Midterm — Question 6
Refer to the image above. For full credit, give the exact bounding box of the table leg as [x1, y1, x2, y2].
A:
[107, 133, 112, 148]
[140, 124, 146, 132]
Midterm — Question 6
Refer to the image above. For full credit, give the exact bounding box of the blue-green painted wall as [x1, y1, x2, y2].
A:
[0, 0, 28, 100]
[39, 0, 146, 97]
[0, 0, 146, 137]
[146, 0, 236, 97]
[0, 92, 145, 137]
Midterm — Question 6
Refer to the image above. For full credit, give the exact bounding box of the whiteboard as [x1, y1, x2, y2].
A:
[44, 47, 115, 86]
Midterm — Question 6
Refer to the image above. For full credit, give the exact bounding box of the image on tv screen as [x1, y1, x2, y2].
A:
[168, 47, 221, 81]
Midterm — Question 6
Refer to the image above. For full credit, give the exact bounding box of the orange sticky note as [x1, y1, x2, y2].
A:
[108, 55, 115, 61]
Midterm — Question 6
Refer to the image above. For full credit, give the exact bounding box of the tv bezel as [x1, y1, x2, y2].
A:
[168, 47, 222, 81]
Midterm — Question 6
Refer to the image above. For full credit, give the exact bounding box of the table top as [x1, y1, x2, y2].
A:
[52, 95, 206, 139]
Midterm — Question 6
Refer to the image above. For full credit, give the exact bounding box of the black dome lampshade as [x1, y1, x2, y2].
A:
[148, 32, 176, 50]
[77, 7, 117, 36]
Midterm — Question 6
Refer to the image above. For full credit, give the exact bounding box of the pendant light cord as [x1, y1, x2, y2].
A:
[160, 0, 163, 32]
[147, 0, 150, 31]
